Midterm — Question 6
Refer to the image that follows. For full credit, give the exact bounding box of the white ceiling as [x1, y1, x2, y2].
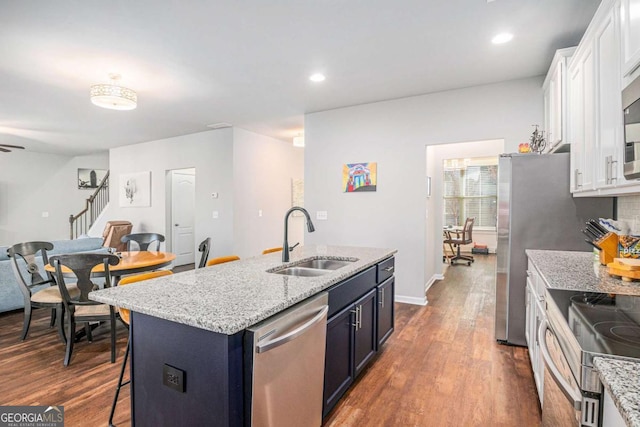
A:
[0, 0, 601, 156]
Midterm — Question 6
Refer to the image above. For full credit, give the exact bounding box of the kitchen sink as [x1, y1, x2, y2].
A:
[268, 257, 357, 277]
[272, 267, 332, 277]
[293, 259, 354, 270]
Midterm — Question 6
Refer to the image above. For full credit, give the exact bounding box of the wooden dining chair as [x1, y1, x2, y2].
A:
[7, 241, 79, 343]
[198, 238, 211, 268]
[50, 253, 120, 366]
[108, 269, 173, 427]
[262, 247, 283, 255]
[121, 233, 165, 251]
[206, 255, 240, 267]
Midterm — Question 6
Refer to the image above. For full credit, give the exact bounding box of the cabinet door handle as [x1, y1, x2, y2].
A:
[379, 289, 384, 308]
[351, 308, 358, 330]
[611, 159, 618, 182]
[383, 266, 394, 272]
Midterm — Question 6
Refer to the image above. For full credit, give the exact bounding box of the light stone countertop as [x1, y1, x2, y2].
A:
[525, 250, 640, 295]
[90, 245, 396, 335]
[593, 357, 640, 427]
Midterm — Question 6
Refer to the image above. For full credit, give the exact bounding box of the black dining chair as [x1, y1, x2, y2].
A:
[121, 233, 165, 251]
[7, 241, 78, 343]
[198, 237, 211, 268]
[50, 253, 120, 366]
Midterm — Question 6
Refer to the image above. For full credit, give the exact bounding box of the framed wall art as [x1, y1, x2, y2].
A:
[343, 162, 377, 192]
[78, 168, 108, 189]
[119, 171, 151, 207]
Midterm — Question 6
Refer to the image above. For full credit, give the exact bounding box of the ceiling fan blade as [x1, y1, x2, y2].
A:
[0, 147, 10, 152]
[0, 144, 25, 149]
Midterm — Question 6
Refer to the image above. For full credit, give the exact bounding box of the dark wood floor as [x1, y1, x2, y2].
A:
[323, 255, 541, 426]
[0, 254, 541, 426]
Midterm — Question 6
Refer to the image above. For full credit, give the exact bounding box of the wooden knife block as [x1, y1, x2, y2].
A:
[595, 232, 619, 265]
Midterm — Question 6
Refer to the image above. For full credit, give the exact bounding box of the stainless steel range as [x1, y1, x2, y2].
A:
[541, 289, 640, 426]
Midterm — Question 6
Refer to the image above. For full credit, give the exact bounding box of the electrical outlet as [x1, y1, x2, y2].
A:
[212, 211, 219, 219]
[258, 210, 263, 217]
[41, 212, 49, 218]
[211, 192, 219, 198]
[316, 211, 328, 220]
[163, 364, 185, 393]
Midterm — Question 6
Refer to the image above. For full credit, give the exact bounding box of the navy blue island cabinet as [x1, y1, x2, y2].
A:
[322, 256, 395, 417]
[128, 256, 395, 426]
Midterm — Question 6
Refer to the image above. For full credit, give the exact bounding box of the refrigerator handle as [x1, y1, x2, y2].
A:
[257, 306, 328, 353]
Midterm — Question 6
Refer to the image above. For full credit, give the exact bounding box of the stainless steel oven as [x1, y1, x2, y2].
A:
[623, 73, 640, 180]
[541, 289, 640, 426]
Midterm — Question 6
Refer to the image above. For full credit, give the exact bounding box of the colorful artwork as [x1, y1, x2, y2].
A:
[343, 162, 377, 193]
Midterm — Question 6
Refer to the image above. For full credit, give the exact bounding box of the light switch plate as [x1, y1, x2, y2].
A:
[212, 211, 219, 219]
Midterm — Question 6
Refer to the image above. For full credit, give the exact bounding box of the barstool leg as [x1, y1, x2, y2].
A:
[108, 339, 131, 427]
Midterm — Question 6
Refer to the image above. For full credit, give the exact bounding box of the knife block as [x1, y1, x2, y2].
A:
[595, 232, 619, 265]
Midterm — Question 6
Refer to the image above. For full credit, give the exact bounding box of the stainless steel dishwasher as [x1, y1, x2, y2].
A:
[246, 292, 329, 427]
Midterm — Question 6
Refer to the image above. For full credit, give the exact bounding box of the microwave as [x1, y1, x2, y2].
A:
[623, 74, 640, 180]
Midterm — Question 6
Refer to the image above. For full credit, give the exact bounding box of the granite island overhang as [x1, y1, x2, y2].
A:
[90, 245, 397, 426]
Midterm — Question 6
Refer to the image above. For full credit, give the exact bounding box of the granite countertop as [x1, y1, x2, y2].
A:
[593, 357, 640, 427]
[525, 250, 640, 295]
[90, 245, 396, 335]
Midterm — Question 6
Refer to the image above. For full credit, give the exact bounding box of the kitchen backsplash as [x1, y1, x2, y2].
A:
[617, 195, 640, 233]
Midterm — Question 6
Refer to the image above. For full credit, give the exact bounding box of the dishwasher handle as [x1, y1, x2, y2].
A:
[538, 319, 582, 410]
[257, 306, 328, 353]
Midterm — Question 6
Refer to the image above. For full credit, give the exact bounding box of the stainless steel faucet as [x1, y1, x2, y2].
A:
[283, 207, 315, 262]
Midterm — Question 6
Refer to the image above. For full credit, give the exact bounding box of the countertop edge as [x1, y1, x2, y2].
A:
[90, 246, 397, 335]
[593, 357, 640, 427]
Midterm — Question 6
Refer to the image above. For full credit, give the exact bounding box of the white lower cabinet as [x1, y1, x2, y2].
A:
[525, 261, 545, 406]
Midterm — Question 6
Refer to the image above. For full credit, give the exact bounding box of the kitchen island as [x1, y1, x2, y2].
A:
[91, 245, 396, 426]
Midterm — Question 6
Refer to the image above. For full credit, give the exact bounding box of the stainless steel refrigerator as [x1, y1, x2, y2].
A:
[494, 153, 614, 346]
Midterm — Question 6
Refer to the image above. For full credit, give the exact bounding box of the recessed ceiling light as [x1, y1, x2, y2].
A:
[492, 33, 513, 45]
[309, 73, 326, 82]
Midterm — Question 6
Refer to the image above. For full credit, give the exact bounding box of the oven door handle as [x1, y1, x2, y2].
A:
[538, 319, 582, 410]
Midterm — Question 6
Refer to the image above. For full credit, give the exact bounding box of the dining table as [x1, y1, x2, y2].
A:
[45, 250, 176, 286]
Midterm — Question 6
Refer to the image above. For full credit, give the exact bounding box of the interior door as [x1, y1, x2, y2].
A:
[171, 170, 195, 266]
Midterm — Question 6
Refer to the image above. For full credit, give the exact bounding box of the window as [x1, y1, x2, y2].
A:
[443, 157, 497, 228]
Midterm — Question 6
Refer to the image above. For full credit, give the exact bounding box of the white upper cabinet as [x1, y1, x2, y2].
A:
[569, 43, 596, 192]
[567, 0, 638, 196]
[620, 0, 640, 79]
[595, 7, 623, 188]
[543, 48, 576, 153]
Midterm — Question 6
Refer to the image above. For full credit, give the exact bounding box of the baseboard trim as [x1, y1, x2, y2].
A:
[425, 274, 443, 293]
[395, 295, 428, 306]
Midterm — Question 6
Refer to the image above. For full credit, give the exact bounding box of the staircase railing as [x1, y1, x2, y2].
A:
[69, 170, 110, 239]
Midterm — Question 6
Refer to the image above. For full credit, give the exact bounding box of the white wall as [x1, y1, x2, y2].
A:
[103, 128, 305, 261]
[426, 139, 504, 282]
[0, 151, 108, 245]
[305, 76, 544, 304]
[233, 128, 305, 258]
[105, 129, 235, 258]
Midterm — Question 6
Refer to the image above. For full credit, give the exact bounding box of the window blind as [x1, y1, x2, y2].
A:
[443, 163, 497, 228]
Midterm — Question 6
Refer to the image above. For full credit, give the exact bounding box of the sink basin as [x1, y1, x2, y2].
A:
[272, 267, 332, 277]
[293, 259, 354, 270]
[268, 257, 357, 277]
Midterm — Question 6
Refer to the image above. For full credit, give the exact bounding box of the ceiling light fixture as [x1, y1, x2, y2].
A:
[492, 32, 513, 45]
[293, 133, 305, 147]
[90, 73, 137, 110]
[309, 73, 326, 82]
